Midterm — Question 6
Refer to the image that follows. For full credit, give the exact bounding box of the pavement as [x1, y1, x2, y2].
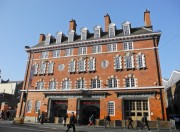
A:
[0, 119, 179, 132]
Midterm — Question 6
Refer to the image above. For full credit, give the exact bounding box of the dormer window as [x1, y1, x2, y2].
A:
[94, 25, 101, 39]
[56, 32, 63, 44]
[122, 21, 131, 35]
[108, 23, 116, 37]
[68, 30, 75, 42]
[81, 27, 88, 41]
[45, 33, 51, 45]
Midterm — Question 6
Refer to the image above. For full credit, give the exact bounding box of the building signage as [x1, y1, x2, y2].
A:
[54, 101, 68, 104]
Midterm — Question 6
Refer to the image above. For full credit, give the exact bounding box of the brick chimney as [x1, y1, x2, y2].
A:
[69, 19, 77, 31]
[38, 34, 45, 43]
[144, 9, 151, 27]
[104, 13, 111, 32]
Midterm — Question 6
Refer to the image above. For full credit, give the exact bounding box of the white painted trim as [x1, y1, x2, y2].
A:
[21, 86, 164, 92]
[27, 47, 157, 61]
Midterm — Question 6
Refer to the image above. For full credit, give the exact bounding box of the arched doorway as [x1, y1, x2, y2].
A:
[81, 105, 100, 125]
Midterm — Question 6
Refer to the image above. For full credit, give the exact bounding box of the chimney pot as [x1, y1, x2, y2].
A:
[69, 19, 77, 31]
[104, 13, 111, 32]
[144, 9, 152, 27]
[38, 34, 45, 43]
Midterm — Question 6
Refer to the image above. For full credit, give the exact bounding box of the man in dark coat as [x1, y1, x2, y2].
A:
[66, 112, 76, 132]
[63, 113, 67, 126]
[1, 110, 5, 120]
[127, 117, 134, 129]
[104, 113, 111, 128]
[39, 111, 45, 125]
[139, 114, 151, 132]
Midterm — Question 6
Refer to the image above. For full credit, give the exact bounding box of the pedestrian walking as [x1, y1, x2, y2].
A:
[127, 117, 134, 129]
[6, 110, 10, 120]
[66, 112, 76, 132]
[63, 113, 67, 126]
[104, 113, 111, 128]
[139, 114, 151, 132]
[39, 111, 45, 125]
[1, 110, 5, 120]
[87, 114, 95, 127]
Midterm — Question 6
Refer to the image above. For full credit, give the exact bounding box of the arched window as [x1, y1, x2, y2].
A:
[78, 58, 86, 72]
[62, 79, 70, 90]
[33, 63, 38, 75]
[91, 77, 100, 88]
[108, 23, 116, 37]
[108, 76, 117, 88]
[45, 33, 51, 45]
[125, 77, 135, 87]
[49, 80, 56, 90]
[124, 52, 134, 69]
[88, 57, 95, 72]
[136, 53, 146, 69]
[47, 62, 54, 74]
[94, 25, 101, 39]
[37, 81, 44, 90]
[69, 59, 76, 73]
[68, 30, 75, 42]
[27, 100, 32, 112]
[39, 62, 46, 74]
[108, 101, 115, 116]
[122, 21, 131, 35]
[76, 78, 85, 89]
[35, 101, 41, 113]
[56, 32, 63, 44]
[114, 55, 122, 70]
[81, 27, 88, 40]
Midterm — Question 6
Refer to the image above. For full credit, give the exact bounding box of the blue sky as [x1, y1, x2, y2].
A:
[0, 0, 180, 81]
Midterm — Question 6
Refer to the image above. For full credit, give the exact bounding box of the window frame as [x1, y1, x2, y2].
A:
[47, 62, 54, 74]
[37, 81, 44, 90]
[108, 101, 115, 116]
[49, 80, 56, 90]
[41, 52, 48, 59]
[107, 43, 117, 52]
[27, 100, 32, 113]
[35, 101, 41, 113]
[123, 42, 133, 50]
[114, 56, 122, 70]
[68, 30, 75, 42]
[125, 77, 135, 87]
[62, 80, 70, 90]
[78, 58, 86, 72]
[92, 45, 102, 54]
[91, 78, 100, 89]
[52, 50, 60, 58]
[69, 59, 76, 73]
[45, 34, 51, 45]
[65, 48, 73, 56]
[76, 79, 85, 89]
[78, 47, 87, 55]
[108, 77, 118, 88]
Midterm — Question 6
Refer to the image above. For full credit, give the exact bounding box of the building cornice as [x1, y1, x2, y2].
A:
[26, 32, 161, 53]
[21, 86, 164, 92]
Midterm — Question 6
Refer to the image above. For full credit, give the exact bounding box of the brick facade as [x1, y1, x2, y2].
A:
[17, 10, 166, 123]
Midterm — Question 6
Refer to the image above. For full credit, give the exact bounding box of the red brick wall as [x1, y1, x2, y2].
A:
[21, 35, 166, 120]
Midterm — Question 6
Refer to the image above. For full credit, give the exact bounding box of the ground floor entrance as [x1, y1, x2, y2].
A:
[49, 100, 67, 123]
[79, 100, 100, 125]
[123, 100, 149, 120]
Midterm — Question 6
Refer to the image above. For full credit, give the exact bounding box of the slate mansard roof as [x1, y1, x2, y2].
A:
[29, 26, 161, 51]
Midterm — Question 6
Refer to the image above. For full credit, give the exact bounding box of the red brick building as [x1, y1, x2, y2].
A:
[17, 10, 166, 124]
